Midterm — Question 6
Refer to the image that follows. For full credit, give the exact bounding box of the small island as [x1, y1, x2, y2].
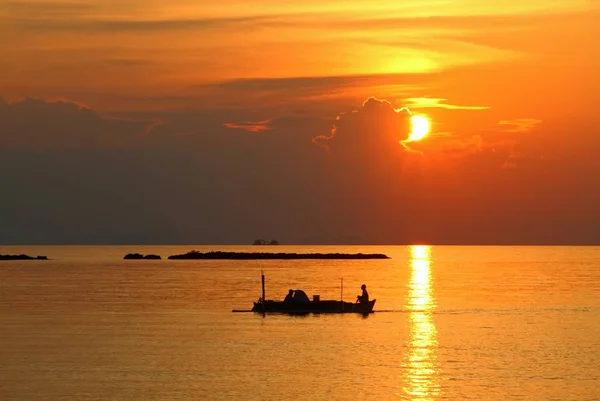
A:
[0, 254, 48, 260]
[123, 253, 162, 260]
[168, 250, 390, 260]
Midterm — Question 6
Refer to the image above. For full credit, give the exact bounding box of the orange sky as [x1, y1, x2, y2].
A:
[1, 0, 598, 113]
[1, 0, 600, 244]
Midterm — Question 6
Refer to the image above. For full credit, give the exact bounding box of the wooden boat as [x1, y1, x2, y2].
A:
[251, 298, 376, 314]
[236, 272, 376, 315]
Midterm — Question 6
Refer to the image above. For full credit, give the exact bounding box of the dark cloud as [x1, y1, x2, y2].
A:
[498, 118, 542, 133]
[1, 96, 599, 245]
[164, 74, 429, 120]
[311, 96, 490, 161]
[0, 97, 328, 244]
[313, 97, 411, 155]
[0, 97, 151, 149]
[224, 120, 271, 133]
[210, 74, 427, 92]
[0, 72, 429, 116]
[202, 74, 427, 108]
[2, 12, 280, 33]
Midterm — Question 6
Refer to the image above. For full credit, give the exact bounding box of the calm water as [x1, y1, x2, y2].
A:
[1, 245, 599, 400]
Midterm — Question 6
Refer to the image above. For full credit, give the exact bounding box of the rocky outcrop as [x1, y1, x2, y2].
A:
[123, 253, 162, 260]
[0, 254, 48, 260]
[168, 250, 389, 260]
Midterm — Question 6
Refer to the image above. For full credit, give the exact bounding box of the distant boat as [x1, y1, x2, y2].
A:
[253, 239, 279, 245]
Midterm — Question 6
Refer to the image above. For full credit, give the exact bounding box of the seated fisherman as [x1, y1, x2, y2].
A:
[357, 284, 369, 303]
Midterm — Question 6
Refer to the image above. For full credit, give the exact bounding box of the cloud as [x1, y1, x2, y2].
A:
[211, 74, 427, 92]
[0, 1, 94, 17]
[193, 74, 428, 113]
[498, 118, 542, 133]
[312, 97, 412, 155]
[0, 97, 152, 149]
[139, 119, 165, 138]
[433, 134, 484, 157]
[2, 7, 279, 33]
[311, 96, 494, 160]
[1, 95, 600, 245]
[0, 1, 278, 33]
[500, 152, 544, 170]
[405, 97, 489, 110]
[224, 120, 271, 133]
[296, 9, 597, 32]
[5, 1, 588, 33]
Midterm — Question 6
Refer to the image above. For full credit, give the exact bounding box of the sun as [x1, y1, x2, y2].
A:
[408, 115, 431, 141]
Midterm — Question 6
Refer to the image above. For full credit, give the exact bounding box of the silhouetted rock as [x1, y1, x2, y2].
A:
[124, 253, 144, 259]
[143, 254, 161, 259]
[0, 254, 48, 260]
[124, 253, 162, 260]
[168, 250, 389, 260]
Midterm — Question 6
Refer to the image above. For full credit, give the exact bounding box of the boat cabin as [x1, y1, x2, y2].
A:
[292, 289, 310, 303]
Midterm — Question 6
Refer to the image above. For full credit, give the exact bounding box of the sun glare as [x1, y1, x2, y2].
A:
[409, 115, 431, 142]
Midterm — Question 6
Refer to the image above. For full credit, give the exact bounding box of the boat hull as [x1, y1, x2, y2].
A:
[251, 299, 376, 314]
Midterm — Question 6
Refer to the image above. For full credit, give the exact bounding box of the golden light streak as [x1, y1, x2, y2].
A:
[402, 245, 440, 400]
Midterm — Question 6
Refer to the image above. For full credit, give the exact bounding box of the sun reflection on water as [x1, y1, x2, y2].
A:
[402, 245, 439, 400]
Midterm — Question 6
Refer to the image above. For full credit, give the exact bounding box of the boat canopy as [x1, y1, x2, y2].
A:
[293, 289, 310, 303]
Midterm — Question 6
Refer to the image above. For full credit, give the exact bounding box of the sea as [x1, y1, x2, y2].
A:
[1, 245, 599, 400]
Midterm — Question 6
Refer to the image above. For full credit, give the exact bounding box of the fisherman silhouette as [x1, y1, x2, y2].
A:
[357, 284, 369, 303]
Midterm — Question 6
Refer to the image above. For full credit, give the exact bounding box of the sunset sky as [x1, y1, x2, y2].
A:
[1, 0, 599, 244]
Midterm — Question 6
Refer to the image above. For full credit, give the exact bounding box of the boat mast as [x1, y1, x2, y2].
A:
[261, 270, 266, 314]
[340, 277, 343, 312]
